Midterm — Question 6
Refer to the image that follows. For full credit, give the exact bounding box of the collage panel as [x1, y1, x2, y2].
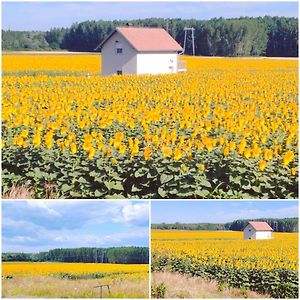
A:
[2, 200, 150, 298]
[151, 200, 298, 299]
[1, 1, 298, 200]
[1, 1, 299, 300]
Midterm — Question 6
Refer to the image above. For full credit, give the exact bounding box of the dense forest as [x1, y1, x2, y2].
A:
[2, 16, 298, 56]
[152, 217, 298, 232]
[2, 246, 149, 263]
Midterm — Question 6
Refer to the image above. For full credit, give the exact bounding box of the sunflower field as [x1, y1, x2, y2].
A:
[2, 262, 148, 279]
[151, 230, 298, 298]
[2, 261, 149, 298]
[2, 54, 298, 198]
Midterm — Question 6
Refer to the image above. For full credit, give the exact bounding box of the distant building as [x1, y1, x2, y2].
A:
[97, 27, 185, 76]
[243, 221, 273, 240]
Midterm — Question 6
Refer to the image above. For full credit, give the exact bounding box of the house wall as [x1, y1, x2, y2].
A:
[136, 52, 179, 74]
[255, 231, 272, 239]
[243, 224, 256, 240]
[101, 32, 137, 76]
[243, 225, 272, 240]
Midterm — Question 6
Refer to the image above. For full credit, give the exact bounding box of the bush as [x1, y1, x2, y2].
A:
[151, 282, 167, 299]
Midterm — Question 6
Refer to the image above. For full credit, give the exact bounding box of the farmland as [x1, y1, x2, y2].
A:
[2, 54, 298, 198]
[151, 230, 298, 298]
[2, 262, 149, 298]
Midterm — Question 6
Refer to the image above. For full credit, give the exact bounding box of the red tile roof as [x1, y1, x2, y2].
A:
[248, 221, 273, 231]
[98, 27, 183, 52]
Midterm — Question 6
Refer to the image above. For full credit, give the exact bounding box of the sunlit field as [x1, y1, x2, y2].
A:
[2, 262, 149, 277]
[2, 54, 298, 198]
[2, 53, 101, 74]
[151, 230, 298, 298]
[2, 262, 149, 298]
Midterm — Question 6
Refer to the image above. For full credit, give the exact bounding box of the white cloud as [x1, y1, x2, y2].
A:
[28, 227, 149, 249]
[2, 201, 149, 253]
[2, 217, 43, 231]
[51, 231, 104, 245]
[123, 202, 149, 222]
[27, 201, 61, 216]
[105, 227, 149, 240]
[113, 202, 149, 226]
[9, 236, 36, 243]
[3, 244, 54, 253]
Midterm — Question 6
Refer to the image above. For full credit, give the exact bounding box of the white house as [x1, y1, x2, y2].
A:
[243, 221, 273, 240]
[96, 26, 185, 76]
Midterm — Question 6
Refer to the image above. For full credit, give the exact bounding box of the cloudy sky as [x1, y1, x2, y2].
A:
[2, 200, 149, 253]
[2, 1, 298, 31]
[152, 201, 298, 223]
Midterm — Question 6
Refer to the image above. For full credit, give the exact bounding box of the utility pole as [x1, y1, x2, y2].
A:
[274, 221, 278, 232]
[183, 27, 195, 56]
[166, 19, 169, 33]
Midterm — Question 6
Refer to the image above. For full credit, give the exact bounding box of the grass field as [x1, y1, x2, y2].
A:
[151, 230, 298, 298]
[151, 271, 268, 298]
[2, 54, 298, 199]
[2, 262, 149, 298]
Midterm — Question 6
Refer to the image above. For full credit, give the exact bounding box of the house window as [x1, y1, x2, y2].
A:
[116, 70, 122, 75]
[115, 41, 123, 54]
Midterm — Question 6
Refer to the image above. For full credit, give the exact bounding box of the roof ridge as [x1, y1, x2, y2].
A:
[116, 26, 164, 29]
[97, 26, 183, 52]
[249, 221, 268, 223]
[248, 221, 273, 231]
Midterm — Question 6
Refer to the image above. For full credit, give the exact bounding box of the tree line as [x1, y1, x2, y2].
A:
[152, 222, 230, 231]
[229, 218, 298, 232]
[2, 246, 149, 264]
[2, 16, 298, 56]
[152, 217, 298, 232]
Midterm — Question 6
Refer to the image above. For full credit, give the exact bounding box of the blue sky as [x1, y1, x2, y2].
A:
[151, 201, 298, 223]
[2, 200, 149, 253]
[2, 1, 298, 31]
